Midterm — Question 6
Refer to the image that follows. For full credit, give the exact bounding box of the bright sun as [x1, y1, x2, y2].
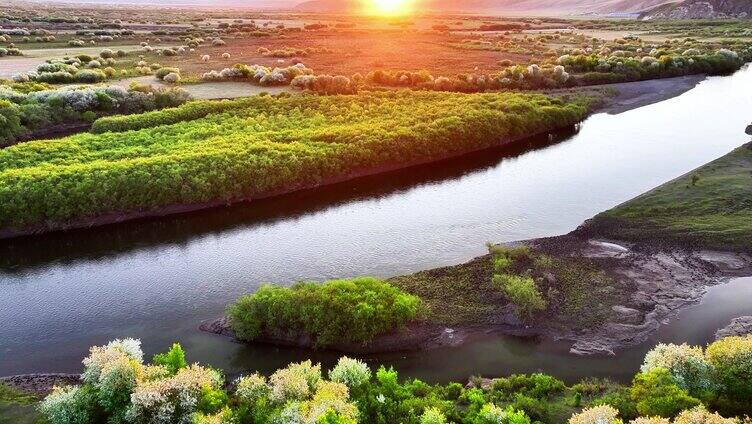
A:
[366, 0, 412, 15]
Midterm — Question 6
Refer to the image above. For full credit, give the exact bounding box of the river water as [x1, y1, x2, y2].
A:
[2, 68, 752, 382]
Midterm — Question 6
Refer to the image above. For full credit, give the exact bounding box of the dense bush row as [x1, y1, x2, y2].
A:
[0, 82, 191, 146]
[201, 63, 313, 86]
[228, 277, 422, 346]
[12, 54, 121, 84]
[36, 336, 752, 424]
[0, 91, 590, 229]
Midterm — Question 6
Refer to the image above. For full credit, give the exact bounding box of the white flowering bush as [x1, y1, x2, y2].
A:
[673, 406, 737, 424]
[96, 355, 140, 414]
[38, 386, 98, 424]
[202, 63, 313, 86]
[269, 360, 321, 403]
[420, 407, 448, 424]
[640, 343, 713, 396]
[629, 418, 669, 424]
[568, 405, 622, 424]
[163, 73, 181, 84]
[82, 338, 143, 384]
[235, 373, 269, 405]
[328, 357, 371, 389]
[277, 401, 305, 424]
[127, 364, 222, 423]
[477, 403, 507, 424]
[301, 381, 357, 424]
[717, 49, 738, 60]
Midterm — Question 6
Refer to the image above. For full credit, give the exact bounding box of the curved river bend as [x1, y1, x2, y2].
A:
[2, 68, 752, 382]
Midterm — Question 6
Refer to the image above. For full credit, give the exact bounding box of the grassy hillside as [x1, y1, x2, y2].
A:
[590, 143, 752, 252]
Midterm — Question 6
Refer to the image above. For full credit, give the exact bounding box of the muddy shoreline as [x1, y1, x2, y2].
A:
[0, 374, 80, 397]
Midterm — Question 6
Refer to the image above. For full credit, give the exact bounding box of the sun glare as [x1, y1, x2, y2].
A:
[366, 0, 412, 16]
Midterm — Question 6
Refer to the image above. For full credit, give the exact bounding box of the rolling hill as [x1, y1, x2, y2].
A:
[294, 0, 671, 14]
[640, 0, 752, 19]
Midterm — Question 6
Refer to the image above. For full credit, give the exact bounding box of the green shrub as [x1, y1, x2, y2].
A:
[152, 343, 187, 374]
[74, 69, 106, 83]
[197, 386, 228, 414]
[0, 100, 23, 142]
[706, 335, 752, 404]
[155, 67, 180, 80]
[228, 277, 422, 347]
[630, 369, 701, 418]
[490, 373, 565, 400]
[493, 274, 547, 317]
[593, 389, 638, 421]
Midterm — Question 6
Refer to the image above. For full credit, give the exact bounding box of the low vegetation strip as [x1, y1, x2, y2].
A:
[0, 91, 592, 232]
[587, 143, 752, 252]
[16, 336, 752, 424]
[228, 277, 421, 347]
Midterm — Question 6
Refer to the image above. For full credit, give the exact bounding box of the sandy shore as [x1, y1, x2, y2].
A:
[597, 74, 706, 114]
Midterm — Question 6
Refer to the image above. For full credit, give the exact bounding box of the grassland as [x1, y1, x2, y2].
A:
[588, 143, 752, 252]
[0, 383, 38, 424]
[389, 244, 623, 330]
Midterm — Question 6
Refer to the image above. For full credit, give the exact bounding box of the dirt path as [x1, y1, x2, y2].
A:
[114, 76, 293, 100]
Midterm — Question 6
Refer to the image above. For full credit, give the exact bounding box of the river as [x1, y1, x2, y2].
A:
[2, 67, 752, 382]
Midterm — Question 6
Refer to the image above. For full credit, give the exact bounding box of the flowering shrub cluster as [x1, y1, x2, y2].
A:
[589, 336, 752, 420]
[570, 405, 737, 424]
[568, 404, 621, 424]
[36, 336, 752, 424]
[12, 56, 120, 84]
[39, 340, 223, 424]
[257, 46, 333, 58]
[0, 82, 191, 146]
[201, 63, 313, 86]
[640, 343, 714, 397]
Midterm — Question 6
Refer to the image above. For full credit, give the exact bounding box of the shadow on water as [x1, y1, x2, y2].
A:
[0, 126, 579, 274]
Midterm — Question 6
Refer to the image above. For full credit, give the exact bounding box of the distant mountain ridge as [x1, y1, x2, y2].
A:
[293, 0, 671, 14]
[640, 0, 752, 19]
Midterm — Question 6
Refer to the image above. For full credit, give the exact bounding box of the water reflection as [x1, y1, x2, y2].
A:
[0, 128, 577, 274]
